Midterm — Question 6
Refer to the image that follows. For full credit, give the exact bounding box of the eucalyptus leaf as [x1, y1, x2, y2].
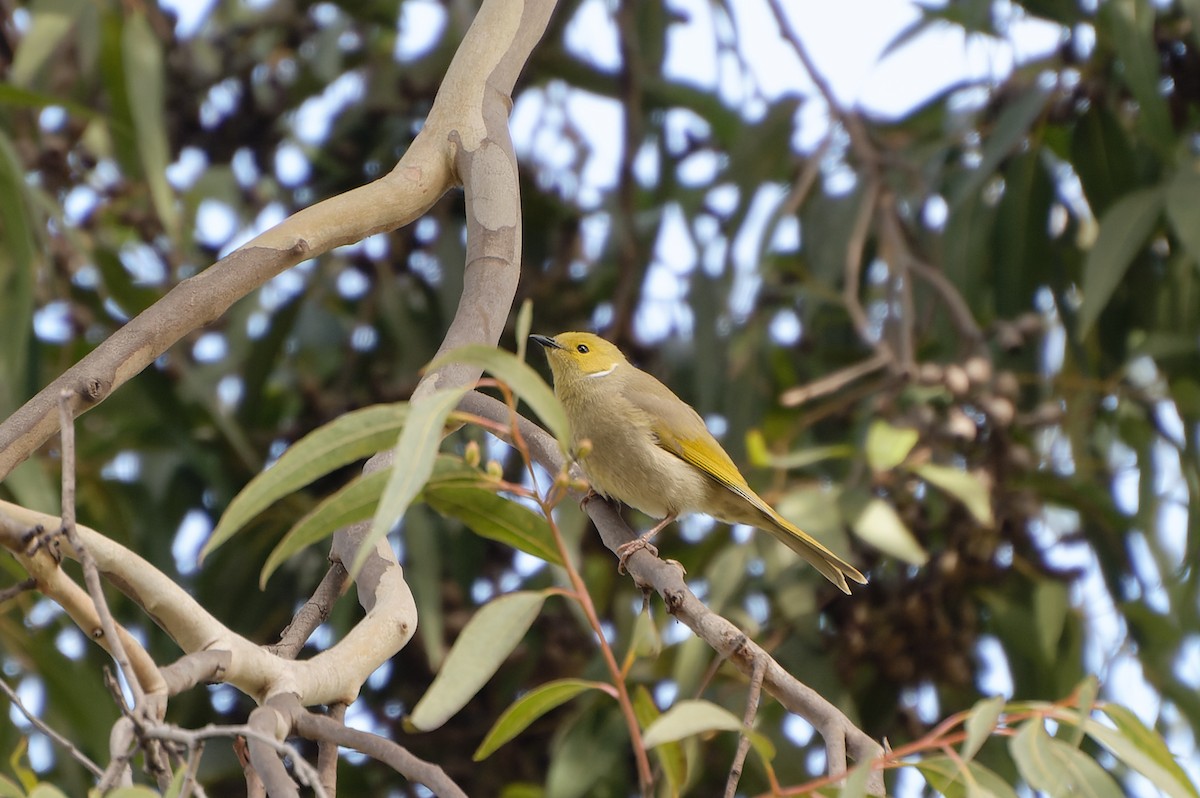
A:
[474, 679, 609, 760]
[913, 464, 994, 527]
[205, 403, 410, 558]
[359, 387, 466, 576]
[852, 498, 928, 566]
[409, 590, 550, 731]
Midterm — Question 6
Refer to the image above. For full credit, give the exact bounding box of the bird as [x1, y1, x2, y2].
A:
[531, 332, 867, 594]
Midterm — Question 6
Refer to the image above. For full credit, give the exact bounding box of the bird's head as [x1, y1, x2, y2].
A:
[531, 332, 628, 392]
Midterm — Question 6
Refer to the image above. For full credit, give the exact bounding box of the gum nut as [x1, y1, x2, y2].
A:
[964, 356, 992, 385]
[944, 364, 970, 396]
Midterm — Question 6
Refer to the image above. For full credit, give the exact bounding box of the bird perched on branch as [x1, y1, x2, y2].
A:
[531, 332, 866, 594]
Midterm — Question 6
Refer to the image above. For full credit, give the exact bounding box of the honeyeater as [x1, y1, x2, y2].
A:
[532, 332, 866, 594]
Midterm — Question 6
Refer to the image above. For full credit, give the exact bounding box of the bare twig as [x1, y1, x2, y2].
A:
[57, 390, 153, 741]
[0, 577, 37, 604]
[780, 352, 891, 406]
[316, 702, 345, 796]
[269, 562, 349, 659]
[0, 677, 104, 778]
[281, 694, 467, 798]
[725, 656, 766, 798]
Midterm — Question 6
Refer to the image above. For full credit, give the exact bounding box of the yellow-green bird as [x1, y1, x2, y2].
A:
[532, 332, 867, 594]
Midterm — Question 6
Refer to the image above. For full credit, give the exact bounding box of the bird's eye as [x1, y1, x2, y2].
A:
[576, 344, 589, 354]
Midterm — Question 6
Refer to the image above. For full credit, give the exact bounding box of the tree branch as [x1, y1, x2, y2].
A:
[458, 391, 886, 792]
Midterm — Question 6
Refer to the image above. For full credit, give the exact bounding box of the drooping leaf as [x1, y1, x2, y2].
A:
[1033, 579, 1069, 662]
[122, 12, 179, 239]
[425, 484, 563, 566]
[642, 699, 741, 746]
[1076, 186, 1163, 337]
[916, 755, 1019, 798]
[9, 0, 86, 88]
[474, 679, 611, 760]
[259, 467, 391, 587]
[515, 298, 534, 362]
[427, 344, 570, 452]
[204, 403, 410, 558]
[864, 420, 919, 472]
[851, 498, 929, 566]
[1166, 168, 1200, 269]
[409, 590, 549, 731]
[1103, 0, 1175, 154]
[962, 695, 1006, 761]
[913, 463, 994, 526]
[632, 686, 685, 797]
[1089, 705, 1199, 798]
[359, 387, 467, 576]
[642, 699, 774, 763]
[1011, 719, 1124, 798]
[745, 430, 853, 470]
[949, 84, 1050, 208]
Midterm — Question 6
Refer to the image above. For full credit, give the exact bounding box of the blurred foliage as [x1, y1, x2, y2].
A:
[1, 0, 1199, 795]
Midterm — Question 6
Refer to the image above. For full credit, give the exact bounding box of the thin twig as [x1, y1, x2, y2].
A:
[494, 383, 657, 794]
[269, 562, 349, 659]
[0, 577, 37, 604]
[780, 352, 891, 407]
[724, 656, 766, 798]
[0, 677, 104, 778]
[56, 390, 148, 715]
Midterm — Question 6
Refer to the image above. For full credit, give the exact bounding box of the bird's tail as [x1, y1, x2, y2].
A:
[759, 508, 867, 595]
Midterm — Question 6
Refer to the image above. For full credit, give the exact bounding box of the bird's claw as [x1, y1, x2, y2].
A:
[616, 537, 659, 574]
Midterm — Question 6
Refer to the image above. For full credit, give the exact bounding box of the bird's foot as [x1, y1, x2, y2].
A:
[616, 536, 659, 574]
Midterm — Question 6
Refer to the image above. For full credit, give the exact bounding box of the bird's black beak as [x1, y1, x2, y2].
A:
[530, 334, 564, 350]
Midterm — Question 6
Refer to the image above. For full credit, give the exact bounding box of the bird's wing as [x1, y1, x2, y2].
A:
[621, 375, 769, 510]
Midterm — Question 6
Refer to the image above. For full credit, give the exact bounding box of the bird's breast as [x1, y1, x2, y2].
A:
[563, 392, 711, 520]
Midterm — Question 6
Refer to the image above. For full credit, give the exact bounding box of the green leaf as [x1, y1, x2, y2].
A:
[962, 695, 1006, 761]
[0, 83, 97, 118]
[515, 298, 534, 362]
[425, 484, 563, 566]
[107, 786, 173, 798]
[0, 775, 21, 798]
[122, 12, 178, 239]
[359, 387, 467, 576]
[409, 590, 549, 731]
[428, 344, 570, 452]
[851, 498, 928, 566]
[632, 686, 686, 796]
[10, 0, 86, 87]
[746, 430, 854, 470]
[1063, 676, 1100, 747]
[1033, 580, 1069, 661]
[1076, 186, 1163, 337]
[259, 468, 391, 587]
[1011, 719, 1124, 798]
[865, 421, 919, 472]
[916, 755, 1019, 798]
[839, 761, 873, 798]
[1166, 168, 1200, 269]
[1071, 105, 1138, 216]
[642, 699, 743, 747]
[949, 84, 1050, 208]
[1010, 721, 1058, 792]
[0, 132, 36, 418]
[641, 699, 774, 763]
[1090, 705, 1199, 798]
[1103, 0, 1175, 154]
[913, 464, 994, 527]
[204, 403, 410, 558]
[474, 679, 610, 760]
